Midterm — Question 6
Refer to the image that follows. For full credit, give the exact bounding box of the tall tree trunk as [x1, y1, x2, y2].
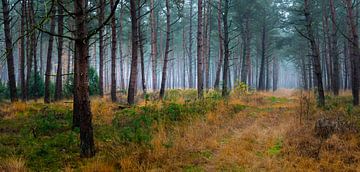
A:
[273, 57, 279, 91]
[214, 0, 223, 89]
[128, 0, 139, 105]
[304, 0, 325, 107]
[119, 6, 125, 90]
[258, 20, 266, 91]
[138, 6, 147, 94]
[25, 1, 31, 100]
[197, 0, 204, 98]
[2, 0, 17, 102]
[241, 15, 251, 84]
[188, 0, 194, 88]
[74, 0, 95, 157]
[20, 0, 26, 101]
[44, 7, 56, 104]
[110, 0, 117, 102]
[150, 0, 157, 90]
[98, 0, 105, 97]
[159, 0, 171, 99]
[222, 0, 229, 97]
[329, 0, 339, 95]
[345, 0, 360, 105]
[29, 0, 38, 99]
[55, 1, 64, 101]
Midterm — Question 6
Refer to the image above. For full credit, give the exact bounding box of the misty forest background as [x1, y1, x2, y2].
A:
[1, 0, 360, 171]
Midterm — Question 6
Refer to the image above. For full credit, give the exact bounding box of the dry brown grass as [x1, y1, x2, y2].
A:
[0, 157, 27, 172]
[2, 89, 360, 171]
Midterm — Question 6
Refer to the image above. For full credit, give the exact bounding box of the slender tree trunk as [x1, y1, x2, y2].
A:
[222, 0, 229, 97]
[304, 0, 325, 107]
[345, 0, 360, 105]
[197, 0, 204, 98]
[20, 0, 26, 101]
[29, 0, 38, 99]
[241, 15, 251, 84]
[329, 0, 340, 95]
[55, 1, 64, 101]
[160, 0, 171, 99]
[258, 20, 266, 91]
[214, 0, 223, 89]
[98, 0, 105, 97]
[44, 7, 56, 104]
[110, 0, 117, 102]
[188, 0, 194, 88]
[25, 1, 31, 100]
[150, 0, 157, 91]
[119, 6, 125, 90]
[128, 0, 139, 105]
[138, 6, 147, 94]
[2, 0, 17, 102]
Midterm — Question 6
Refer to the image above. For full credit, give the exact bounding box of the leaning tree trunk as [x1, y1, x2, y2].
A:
[55, 1, 64, 101]
[159, 0, 171, 99]
[110, 0, 117, 102]
[74, 0, 95, 157]
[128, 0, 139, 105]
[2, 0, 17, 102]
[44, 7, 56, 104]
[304, 0, 325, 107]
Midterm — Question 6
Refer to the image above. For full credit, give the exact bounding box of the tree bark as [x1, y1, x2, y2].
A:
[222, 0, 230, 97]
[2, 0, 17, 102]
[44, 7, 56, 104]
[20, 0, 26, 101]
[214, 0, 223, 89]
[128, 0, 139, 105]
[98, 0, 105, 97]
[329, 0, 339, 95]
[55, 0, 64, 101]
[188, 0, 194, 88]
[74, 0, 95, 157]
[197, 0, 204, 98]
[110, 0, 117, 102]
[138, 5, 147, 94]
[150, 0, 157, 91]
[304, 0, 325, 107]
[345, 0, 360, 106]
[160, 0, 171, 99]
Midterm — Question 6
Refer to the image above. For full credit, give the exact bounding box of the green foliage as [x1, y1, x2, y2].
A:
[268, 138, 283, 156]
[233, 81, 250, 97]
[63, 67, 100, 97]
[163, 102, 182, 121]
[0, 104, 78, 171]
[0, 82, 9, 101]
[267, 96, 289, 103]
[231, 104, 247, 114]
[28, 72, 48, 99]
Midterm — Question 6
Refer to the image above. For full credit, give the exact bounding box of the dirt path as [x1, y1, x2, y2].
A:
[200, 91, 298, 171]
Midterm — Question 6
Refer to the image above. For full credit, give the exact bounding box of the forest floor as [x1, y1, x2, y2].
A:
[1, 89, 360, 171]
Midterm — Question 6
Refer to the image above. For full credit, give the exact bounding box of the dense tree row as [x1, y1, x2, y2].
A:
[1, 0, 360, 157]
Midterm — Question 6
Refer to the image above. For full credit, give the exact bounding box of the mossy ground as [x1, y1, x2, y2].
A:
[0, 89, 360, 171]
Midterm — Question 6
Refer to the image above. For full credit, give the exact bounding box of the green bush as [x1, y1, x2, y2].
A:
[0, 82, 9, 101]
[63, 67, 100, 97]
